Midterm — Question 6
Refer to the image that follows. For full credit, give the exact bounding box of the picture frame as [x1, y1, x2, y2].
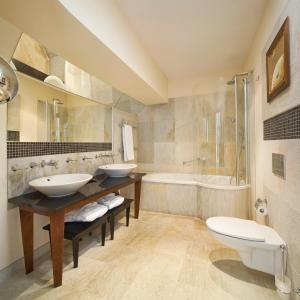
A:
[266, 17, 290, 102]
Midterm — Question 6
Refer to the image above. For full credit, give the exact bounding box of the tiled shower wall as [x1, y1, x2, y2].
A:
[137, 92, 237, 176]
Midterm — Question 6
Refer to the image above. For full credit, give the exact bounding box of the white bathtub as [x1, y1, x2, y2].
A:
[142, 173, 250, 190]
[141, 173, 250, 219]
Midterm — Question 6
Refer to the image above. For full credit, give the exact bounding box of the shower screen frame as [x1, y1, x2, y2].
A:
[233, 72, 251, 186]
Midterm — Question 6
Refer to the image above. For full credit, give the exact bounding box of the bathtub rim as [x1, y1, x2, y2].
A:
[142, 173, 250, 191]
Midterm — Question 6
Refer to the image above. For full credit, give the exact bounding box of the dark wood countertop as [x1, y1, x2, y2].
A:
[8, 173, 145, 215]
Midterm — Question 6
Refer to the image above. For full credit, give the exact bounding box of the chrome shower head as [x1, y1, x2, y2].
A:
[0, 57, 18, 104]
[53, 99, 64, 105]
[227, 79, 235, 85]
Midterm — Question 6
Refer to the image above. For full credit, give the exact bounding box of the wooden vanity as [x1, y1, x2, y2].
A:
[9, 173, 144, 287]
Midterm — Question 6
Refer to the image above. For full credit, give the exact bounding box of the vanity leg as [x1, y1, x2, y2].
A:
[50, 212, 65, 287]
[19, 209, 34, 274]
[134, 180, 141, 219]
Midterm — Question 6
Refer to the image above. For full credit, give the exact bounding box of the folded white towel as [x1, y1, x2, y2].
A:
[122, 124, 134, 161]
[65, 203, 108, 222]
[98, 194, 125, 210]
[101, 193, 117, 202]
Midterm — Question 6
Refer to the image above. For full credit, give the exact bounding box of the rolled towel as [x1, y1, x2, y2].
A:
[98, 194, 125, 210]
[65, 203, 108, 222]
[101, 193, 117, 202]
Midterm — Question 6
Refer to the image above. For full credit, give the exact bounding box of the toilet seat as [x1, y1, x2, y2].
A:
[206, 217, 265, 242]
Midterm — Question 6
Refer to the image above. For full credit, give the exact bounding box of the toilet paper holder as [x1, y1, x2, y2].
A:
[255, 198, 267, 209]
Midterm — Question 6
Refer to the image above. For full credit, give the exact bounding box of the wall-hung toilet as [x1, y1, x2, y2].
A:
[206, 217, 291, 294]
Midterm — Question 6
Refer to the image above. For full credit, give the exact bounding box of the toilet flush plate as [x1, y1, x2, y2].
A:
[272, 153, 285, 179]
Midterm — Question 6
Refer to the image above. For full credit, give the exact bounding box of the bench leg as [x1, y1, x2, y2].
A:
[72, 239, 79, 268]
[101, 223, 106, 246]
[126, 206, 130, 227]
[110, 216, 115, 240]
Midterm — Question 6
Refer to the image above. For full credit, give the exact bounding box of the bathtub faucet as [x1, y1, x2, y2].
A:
[182, 157, 206, 165]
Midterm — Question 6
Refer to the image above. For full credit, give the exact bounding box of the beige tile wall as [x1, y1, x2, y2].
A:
[138, 92, 237, 176]
[245, 0, 300, 295]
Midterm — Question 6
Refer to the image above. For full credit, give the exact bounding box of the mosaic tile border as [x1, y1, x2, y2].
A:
[7, 142, 112, 159]
[264, 105, 300, 140]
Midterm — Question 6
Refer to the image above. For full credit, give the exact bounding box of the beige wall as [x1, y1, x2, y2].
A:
[244, 0, 300, 293]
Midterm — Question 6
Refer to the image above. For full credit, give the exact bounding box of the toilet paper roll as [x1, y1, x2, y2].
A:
[256, 205, 268, 217]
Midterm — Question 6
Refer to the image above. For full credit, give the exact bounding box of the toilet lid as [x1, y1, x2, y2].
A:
[206, 217, 265, 242]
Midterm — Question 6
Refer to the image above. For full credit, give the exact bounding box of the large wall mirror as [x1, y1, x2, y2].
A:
[7, 33, 112, 144]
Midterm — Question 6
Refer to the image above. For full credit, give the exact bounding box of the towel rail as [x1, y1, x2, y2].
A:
[119, 120, 137, 128]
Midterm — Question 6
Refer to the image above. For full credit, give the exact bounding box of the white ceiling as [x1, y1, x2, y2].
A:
[116, 0, 268, 80]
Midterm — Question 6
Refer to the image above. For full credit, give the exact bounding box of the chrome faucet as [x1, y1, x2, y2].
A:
[102, 153, 117, 163]
[66, 158, 78, 163]
[82, 156, 93, 161]
[182, 157, 206, 165]
[41, 159, 58, 168]
[11, 165, 24, 172]
[29, 162, 39, 169]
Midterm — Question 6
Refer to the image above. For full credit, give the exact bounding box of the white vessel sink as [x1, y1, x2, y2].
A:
[99, 164, 137, 177]
[29, 173, 93, 198]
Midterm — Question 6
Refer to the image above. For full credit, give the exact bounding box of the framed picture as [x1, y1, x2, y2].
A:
[266, 17, 290, 102]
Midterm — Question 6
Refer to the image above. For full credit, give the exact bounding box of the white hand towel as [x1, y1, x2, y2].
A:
[65, 203, 108, 222]
[98, 195, 125, 210]
[122, 124, 134, 161]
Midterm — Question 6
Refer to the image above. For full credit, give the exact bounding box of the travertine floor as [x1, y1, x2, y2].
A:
[0, 211, 279, 300]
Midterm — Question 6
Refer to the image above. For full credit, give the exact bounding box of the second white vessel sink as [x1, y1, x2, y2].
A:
[99, 164, 137, 177]
[29, 173, 93, 198]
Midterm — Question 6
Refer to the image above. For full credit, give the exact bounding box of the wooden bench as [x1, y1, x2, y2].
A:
[108, 198, 134, 240]
[43, 198, 133, 268]
[43, 213, 108, 268]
